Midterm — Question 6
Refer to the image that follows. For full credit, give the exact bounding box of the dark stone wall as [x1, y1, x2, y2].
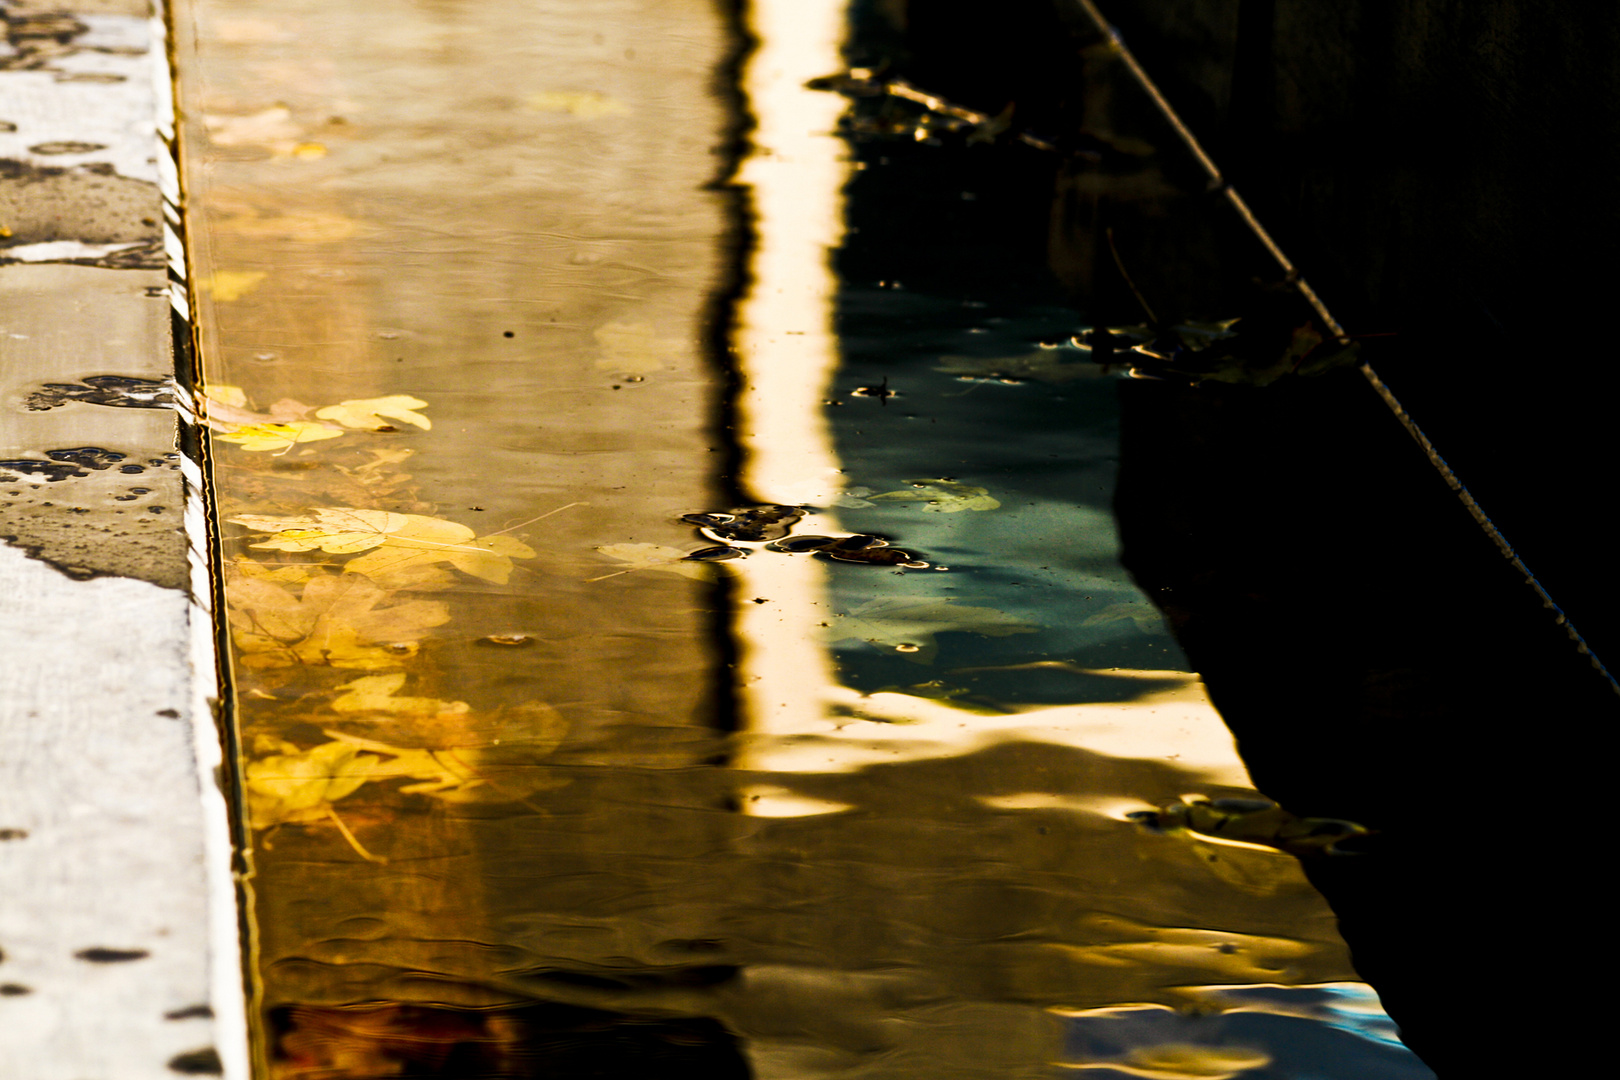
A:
[1105, 0, 1620, 667]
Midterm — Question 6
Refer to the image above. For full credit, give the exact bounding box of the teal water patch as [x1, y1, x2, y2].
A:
[825, 287, 1187, 704]
[1058, 984, 1435, 1078]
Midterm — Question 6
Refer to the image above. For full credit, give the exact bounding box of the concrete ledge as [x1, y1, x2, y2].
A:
[1, 2, 244, 1076]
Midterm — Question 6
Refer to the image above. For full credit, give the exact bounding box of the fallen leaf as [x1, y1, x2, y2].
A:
[201, 385, 314, 429]
[245, 737, 381, 829]
[590, 542, 711, 581]
[230, 507, 538, 584]
[197, 270, 267, 302]
[1076, 1044, 1273, 1080]
[345, 531, 537, 585]
[326, 726, 568, 805]
[226, 570, 450, 669]
[204, 106, 305, 153]
[865, 479, 1001, 512]
[825, 597, 1038, 662]
[332, 673, 470, 719]
[216, 421, 344, 452]
[231, 507, 464, 554]
[315, 395, 431, 431]
[232, 555, 315, 586]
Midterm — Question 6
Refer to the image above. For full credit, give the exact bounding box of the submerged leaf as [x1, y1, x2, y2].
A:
[197, 270, 267, 302]
[216, 420, 344, 452]
[865, 479, 1001, 512]
[245, 738, 382, 829]
[231, 507, 463, 553]
[226, 570, 450, 669]
[315, 395, 431, 431]
[230, 507, 535, 584]
[590, 542, 711, 581]
[345, 532, 537, 585]
[332, 673, 470, 718]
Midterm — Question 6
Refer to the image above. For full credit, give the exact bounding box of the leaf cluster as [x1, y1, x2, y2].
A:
[211, 382, 562, 862]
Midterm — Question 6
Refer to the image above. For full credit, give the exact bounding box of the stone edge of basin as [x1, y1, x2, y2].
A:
[0, 3, 247, 1079]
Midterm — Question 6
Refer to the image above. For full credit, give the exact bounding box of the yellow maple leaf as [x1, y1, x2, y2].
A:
[332, 674, 469, 718]
[217, 421, 344, 452]
[245, 738, 380, 828]
[244, 737, 392, 861]
[315, 395, 431, 431]
[327, 731, 489, 801]
[197, 270, 267, 302]
[226, 571, 450, 669]
[346, 532, 536, 585]
[229, 507, 461, 553]
[232, 554, 316, 586]
[230, 507, 540, 584]
[589, 542, 711, 581]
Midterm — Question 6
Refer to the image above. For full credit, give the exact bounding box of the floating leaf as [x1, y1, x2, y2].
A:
[231, 507, 463, 554]
[865, 479, 1001, 512]
[589, 542, 711, 581]
[824, 597, 1037, 662]
[830, 486, 877, 509]
[217, 420, 344, 452]
[346, 532, 536, 585]
[315, 395, 431, 431]
[332, 674, 470, 719]
[202, 385, 314, 430]
[197, 270, 267, 302]
[227, 508, 539, 584]
[212, 206, 359, 242]
[226, 570, 450, 669]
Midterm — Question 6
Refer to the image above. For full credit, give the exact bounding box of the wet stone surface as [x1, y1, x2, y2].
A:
[1, 265, 186, 588]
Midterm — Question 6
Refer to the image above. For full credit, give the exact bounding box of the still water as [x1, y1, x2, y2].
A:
[178, 1, 1435, 1076]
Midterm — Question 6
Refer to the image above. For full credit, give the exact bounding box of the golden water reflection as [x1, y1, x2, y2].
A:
[176, 1, 1414, 1077]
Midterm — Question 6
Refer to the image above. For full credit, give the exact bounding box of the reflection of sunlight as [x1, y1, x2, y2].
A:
[728, 2, 1251, 816]
[724, 3, 1252, 817]
[745, 671, 1255, 789]
[735, 0, 848, 505]
[731, 0, 850, 769]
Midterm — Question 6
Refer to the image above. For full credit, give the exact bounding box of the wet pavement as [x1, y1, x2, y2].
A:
[1, 3, 239, 1077]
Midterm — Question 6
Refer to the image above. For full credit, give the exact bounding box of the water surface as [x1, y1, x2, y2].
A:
[177, 2, 1433, 1076]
